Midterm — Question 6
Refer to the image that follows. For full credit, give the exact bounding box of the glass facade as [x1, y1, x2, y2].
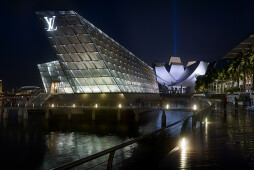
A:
[37, 11, 159, 94]
[38, 61, 73, 93]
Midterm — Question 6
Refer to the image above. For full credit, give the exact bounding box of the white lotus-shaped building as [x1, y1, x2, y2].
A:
[155, 57, 208, 93]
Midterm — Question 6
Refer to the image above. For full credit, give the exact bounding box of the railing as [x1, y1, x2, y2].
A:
[52, 99, 212, 170]
[2, 104, 199, 113]
[1, 93, 203, 111]
[2, 99, 201, 111]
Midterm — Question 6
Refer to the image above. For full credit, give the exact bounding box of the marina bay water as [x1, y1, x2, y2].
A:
[0, 101, 193, 169]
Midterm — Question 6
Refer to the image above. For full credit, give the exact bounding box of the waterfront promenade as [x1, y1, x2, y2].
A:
[159, 102, 254, 169]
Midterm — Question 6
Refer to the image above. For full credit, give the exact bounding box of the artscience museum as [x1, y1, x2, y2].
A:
[155, 57, 208, 93]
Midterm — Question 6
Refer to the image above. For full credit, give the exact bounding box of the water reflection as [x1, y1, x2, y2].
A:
[179, 138, 188, 169]
[223, 109, 227, 123]
[0, 101, 193, 169]
[0, 108, 2, 123]
[205, 118, 208, 135]
[180, 148, 188, 169]
[234, 109, 239, 122]
[162, 102, 254, 169]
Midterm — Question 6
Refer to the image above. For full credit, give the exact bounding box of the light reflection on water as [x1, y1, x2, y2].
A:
[180, 148, 188, 169]
[42, 132, 136, 169]
[0, 102, 192, 169]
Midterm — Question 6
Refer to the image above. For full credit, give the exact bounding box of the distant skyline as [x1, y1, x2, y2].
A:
[1, 0, 254, 91]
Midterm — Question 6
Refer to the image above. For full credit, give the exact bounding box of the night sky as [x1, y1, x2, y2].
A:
[1, 0, 254, 91]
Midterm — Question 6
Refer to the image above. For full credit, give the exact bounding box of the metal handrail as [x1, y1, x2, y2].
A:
[1, 105, 197, 112]
[52, 99, 212, 170]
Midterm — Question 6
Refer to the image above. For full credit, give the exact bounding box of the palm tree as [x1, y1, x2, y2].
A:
[218, 68, 230, 81]
[228, 57, 241, 87]
[247, 44, 254, 88]
[238, 50, 249, 89]
[210, 44, 254, 92]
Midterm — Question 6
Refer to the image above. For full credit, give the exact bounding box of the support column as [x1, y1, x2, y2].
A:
[117, 109, 121, 121]
[92, 108, 96, 121]
[199, 115, 203, 132]
[192, 116, 197, 132]
[161, 110, 166, 128]
[68, 113, 72, 121]
[135, 112, 139, 122]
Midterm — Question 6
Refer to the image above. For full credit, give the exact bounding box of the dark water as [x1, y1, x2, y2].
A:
[0, 102, 193, 169]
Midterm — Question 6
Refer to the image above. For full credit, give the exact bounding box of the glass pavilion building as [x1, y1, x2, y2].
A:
[36, 11, 159, 94]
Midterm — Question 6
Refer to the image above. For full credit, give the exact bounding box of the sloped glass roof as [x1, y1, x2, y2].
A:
[37, 11, 159, 94]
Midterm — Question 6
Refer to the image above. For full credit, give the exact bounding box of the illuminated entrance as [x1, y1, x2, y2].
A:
[50, 82, 59, 94]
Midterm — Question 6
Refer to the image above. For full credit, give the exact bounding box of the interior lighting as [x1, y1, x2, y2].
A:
[166, 104, 169, 109]
[95, 104, 98, 108]
[119, 104, 121, 108]
[73, 104, 75, 108]
[52, 104, 54, 108]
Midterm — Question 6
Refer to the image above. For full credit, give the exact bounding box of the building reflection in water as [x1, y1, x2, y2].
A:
[44, 131, 137, 168]
[0, 102, 190, 169]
